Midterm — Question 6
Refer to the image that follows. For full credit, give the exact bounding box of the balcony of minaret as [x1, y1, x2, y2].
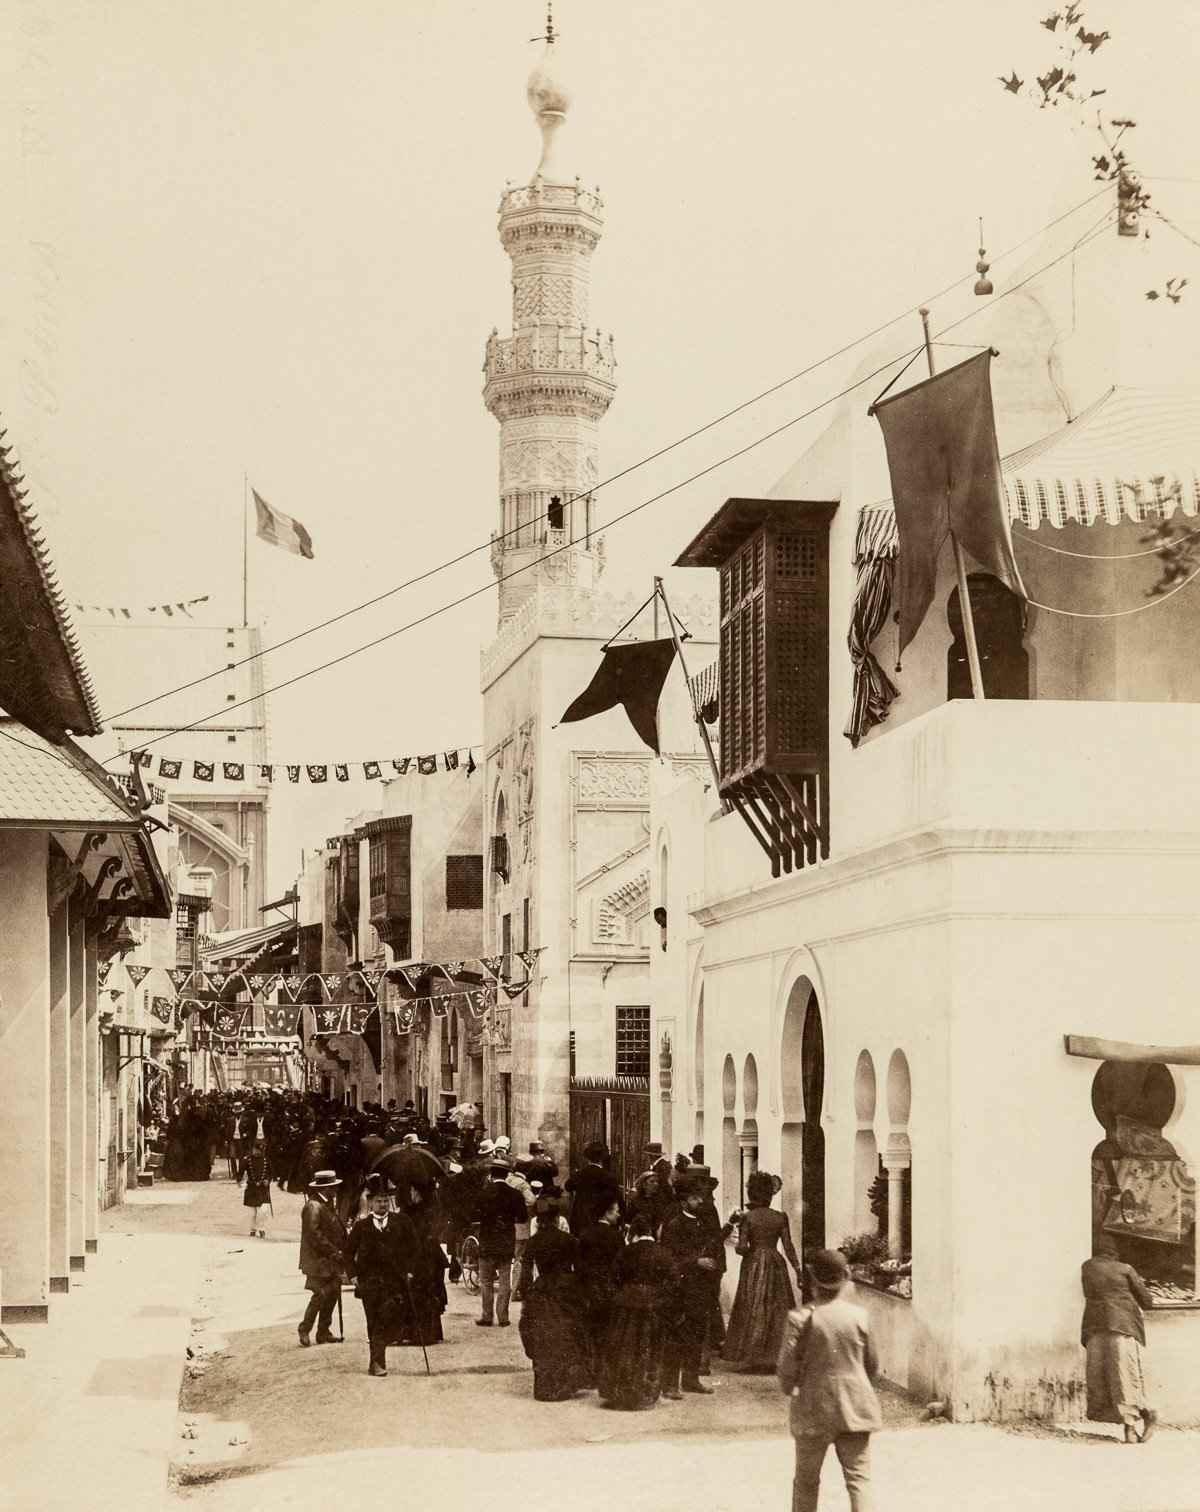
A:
[498, 180, 604, 218]
[484, 325, 616, 386]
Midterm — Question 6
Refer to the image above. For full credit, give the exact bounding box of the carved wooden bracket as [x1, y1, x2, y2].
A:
[47, 833, 106, 916]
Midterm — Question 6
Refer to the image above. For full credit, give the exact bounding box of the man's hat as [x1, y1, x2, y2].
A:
[680, 1164, 718, 1194]
[478, 1138, 495, 1155]
[528, 1140, 545, 1153]
[402, 1132, 420, 1145]
[494, 1135, 511, 1150]
[489, 1159, 511, 1174]
[364, 1172, 389, 1197]
[308, 1169, 342, 1188]
[808, 1248, 850, 1288]
[643, 1141, 664, 1157]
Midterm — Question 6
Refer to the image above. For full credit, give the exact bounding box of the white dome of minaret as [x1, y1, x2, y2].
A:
[526, 5, 570, 180]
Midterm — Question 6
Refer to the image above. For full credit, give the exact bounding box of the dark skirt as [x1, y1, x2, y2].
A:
[518, 1275, 593, 1401]
[597, 1295, 668, 1409]
[243, 1180, 271, 1208]
[722, 1248, 794, 1370]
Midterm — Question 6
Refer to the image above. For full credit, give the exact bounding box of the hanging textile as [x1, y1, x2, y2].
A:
[844, 527, 900, 747]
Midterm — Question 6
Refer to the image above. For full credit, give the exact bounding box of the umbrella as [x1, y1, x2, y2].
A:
[371, 1142, 445, 1198]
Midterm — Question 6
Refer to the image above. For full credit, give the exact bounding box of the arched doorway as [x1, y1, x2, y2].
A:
[947, 574, 1029, 701]
[801, 1000, 826, 1256]
[780, 977, 825, 1262]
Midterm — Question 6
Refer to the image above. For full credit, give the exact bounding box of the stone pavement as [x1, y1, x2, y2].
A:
[3, 1175, 1199, 1512]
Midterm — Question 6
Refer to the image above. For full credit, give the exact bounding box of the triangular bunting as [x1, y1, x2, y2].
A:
[478, 955, 505, 978]
[503, 979, 531, 1000]
[151, 996, 174, 1023]
[126, 963, 152, 988]
[314, 1004, 346, 1035]
[517, 948, 543, 973]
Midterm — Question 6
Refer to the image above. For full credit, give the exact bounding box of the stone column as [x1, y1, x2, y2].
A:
[883, 1151, 910, 1261]
[68, 895, 87, 1270]
[48, 901, 71, 1292]
[84, 928, 100, 1252]
[0, 832, 52, 1321]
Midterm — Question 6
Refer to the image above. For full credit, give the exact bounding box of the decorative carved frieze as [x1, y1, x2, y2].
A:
[595, 869, 651, 945]
[577, 757, 651, 804]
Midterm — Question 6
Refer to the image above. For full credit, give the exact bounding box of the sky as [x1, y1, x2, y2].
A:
[2, 0, 1198, 891]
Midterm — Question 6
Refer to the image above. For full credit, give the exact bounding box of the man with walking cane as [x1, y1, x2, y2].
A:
[345, 1174, 422, 1377]
[298, 1169, 346, 1347]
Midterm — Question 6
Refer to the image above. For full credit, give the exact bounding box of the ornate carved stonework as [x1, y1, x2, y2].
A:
[577, 757, 650, 804]
[595, 870, 651, 945]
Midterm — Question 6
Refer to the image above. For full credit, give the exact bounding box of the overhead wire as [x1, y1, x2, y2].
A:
[98, 198, 1165, 769]
[99, 187, 1112, 725]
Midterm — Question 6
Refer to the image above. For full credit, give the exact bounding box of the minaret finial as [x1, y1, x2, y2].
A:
[526, 4, 570, 179]
[530, 2, 555, 45]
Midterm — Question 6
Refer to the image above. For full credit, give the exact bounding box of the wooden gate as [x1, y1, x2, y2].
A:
[569, 1076, 650, 1194]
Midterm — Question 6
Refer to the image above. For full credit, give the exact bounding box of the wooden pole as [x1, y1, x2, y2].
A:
[242, 473, 250, 629]
[918, 308, 985, 701]
[653, 577, 727, 810]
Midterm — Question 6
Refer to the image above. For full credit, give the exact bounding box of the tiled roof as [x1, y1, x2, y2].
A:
[0, 428, 101, 735]
[0, 720, 143, 828]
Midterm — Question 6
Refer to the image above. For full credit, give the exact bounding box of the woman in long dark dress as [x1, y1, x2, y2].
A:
[597, 1216, 677, 1410]
[721, 1171, 799, 1371]
[518, 1212, 593, 1401]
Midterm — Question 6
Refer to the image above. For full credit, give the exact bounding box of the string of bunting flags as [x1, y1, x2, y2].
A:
[175, 985, 503, 1040]
[161, 949, 543, 1004]
[127, 750, 479, 784]
[73, 594, 210, 621]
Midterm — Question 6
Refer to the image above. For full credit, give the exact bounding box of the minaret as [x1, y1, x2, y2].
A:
[483, 12, 617, 624]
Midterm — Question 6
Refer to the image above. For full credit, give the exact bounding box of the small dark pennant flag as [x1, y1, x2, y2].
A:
[444, 750, 459, 771]
[430, 995, 449, 1018]
[194, 761, 215, 782]
[151, 996, 174, 1023]
[159, 759, 182, 779]
[417, 755, 437, 775]
[259, 765, 274, 782]
[207, 971, 229, 993]
[348, 1004, 376, 1035]
[334, 764, 349, 782]
[479, 955, 505, 978]
[307, 765, 328, 784]
[283, 974, 305, 998]
[215, 1007, 245, 1035]
[392, 1004, 415, 1035]
[503, 979, 530, 1000]
[315, 1005, 345, 1034]
[363, 761, 381, 780]
[441, 961, 465, 980]
[287, 765, 300, 783]
[248, 974, 267, 990]
[323, 973, 342, 994]
[126, 963, 151, 987]
[265, 1003, 299, 1035]
[393, 758, 412, 774]
[223, 762, 245, 781]
[168, 967, 192, 991]
[134, 752, 153, 768]
[517, 948, 542, 973]
[363, 969, 383, 992]
[559, 638, 678, 755]
[466, 750, 477, 776]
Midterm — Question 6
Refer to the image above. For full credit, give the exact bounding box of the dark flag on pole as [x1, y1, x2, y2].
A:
[559, 639, 678, 754]
[871, 350, 1025, 654]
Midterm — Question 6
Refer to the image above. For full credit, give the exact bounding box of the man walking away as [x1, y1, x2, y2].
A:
[777, 1248, 882, 1512]
[505, 1159, 537, 1301]
[474, 1159, 529, 1327]
[298, 1169, 346, 1347]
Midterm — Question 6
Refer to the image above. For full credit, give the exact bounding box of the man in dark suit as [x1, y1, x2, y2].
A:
[564, 1141, 624, 1236]
[473, 1160, 529, 1327]
[660, 1174, 721, 1396]
[345, 1175, 421, 1377]
[298, 1169, 346, 1347]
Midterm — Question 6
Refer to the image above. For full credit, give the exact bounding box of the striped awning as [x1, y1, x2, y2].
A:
[689, 656, 719, 715]
[855, 386, 1200, 562]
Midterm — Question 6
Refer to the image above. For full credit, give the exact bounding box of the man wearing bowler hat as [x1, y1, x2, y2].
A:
[659, 1169, 722, 1395]
[777, 1247, 882, 1512]
[345, 1173, 422, 1376]
[298, 1169, 346, 1347]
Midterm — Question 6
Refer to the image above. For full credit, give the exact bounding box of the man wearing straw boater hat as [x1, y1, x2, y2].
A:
[298, 1169, 346, 1348]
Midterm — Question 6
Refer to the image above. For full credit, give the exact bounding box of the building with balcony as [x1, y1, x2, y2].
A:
[654, 237, 1200, 1423]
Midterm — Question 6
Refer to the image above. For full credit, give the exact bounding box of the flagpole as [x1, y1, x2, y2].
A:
[653, 576, 727, 811]
[242, 474, 250, 629]
[918, 309, 986, 701]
